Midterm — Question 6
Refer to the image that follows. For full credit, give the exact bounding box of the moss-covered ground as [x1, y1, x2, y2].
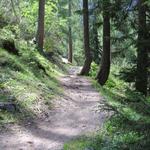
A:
[0, 42, 66, 126]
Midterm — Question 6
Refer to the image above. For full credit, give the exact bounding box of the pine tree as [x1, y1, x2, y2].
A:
[36, 0, 45, 54]
[80, 0, 92, 75]
[136, 0, 148, 95]
[68, 0, 73, 63]
[96, 0, 111, 85]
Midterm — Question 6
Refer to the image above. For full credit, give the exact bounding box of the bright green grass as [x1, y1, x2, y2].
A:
[0, 45, 64, 125]
[64, 134, 103, 150]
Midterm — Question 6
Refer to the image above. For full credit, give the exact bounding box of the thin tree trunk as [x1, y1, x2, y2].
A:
[80, 0, 92, 75]
[36, 0, 45, 54]
[96, 0, 110, 85]
[68, 0, 73, 63]
[136, 0, 148, 95]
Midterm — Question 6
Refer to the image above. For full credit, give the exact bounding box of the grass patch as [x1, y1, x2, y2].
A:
[0, 44, 64, 126]
[64, 134, 103, 150]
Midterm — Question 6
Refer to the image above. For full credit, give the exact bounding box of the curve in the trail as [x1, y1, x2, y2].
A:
[0, 67, 107, 150]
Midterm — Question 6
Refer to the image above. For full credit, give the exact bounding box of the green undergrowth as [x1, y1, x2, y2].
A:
[0, 43, 65, 126]
[64, 64, 150, 150]
[64, 133, 103, 150]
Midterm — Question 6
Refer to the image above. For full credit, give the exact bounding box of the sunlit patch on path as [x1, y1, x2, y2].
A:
[0, 67, 106, 150]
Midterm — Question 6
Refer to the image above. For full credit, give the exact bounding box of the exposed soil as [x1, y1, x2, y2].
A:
[0, 67, 107, 150]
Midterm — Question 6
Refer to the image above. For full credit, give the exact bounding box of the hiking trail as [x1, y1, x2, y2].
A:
[0, 67, 107, 150]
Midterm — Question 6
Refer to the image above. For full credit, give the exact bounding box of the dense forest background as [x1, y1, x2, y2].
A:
[0, 0, 150, 149]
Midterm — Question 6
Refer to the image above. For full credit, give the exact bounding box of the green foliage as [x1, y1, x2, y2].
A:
[119, 66, 136, 83]
[0, 0, 149, 148]
[64, 134, 103, 150]
[0, 0, 71, 126]
[105, 76, 116, 89]
[0, 40, 64, 125]
[0, 27, 15, 40]
[89, 62, 99, 78]
[0, 0, 70, 57]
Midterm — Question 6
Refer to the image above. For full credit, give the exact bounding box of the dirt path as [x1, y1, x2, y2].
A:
[0, 67, 106, 150]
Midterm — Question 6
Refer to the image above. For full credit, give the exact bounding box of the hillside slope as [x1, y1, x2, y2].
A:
[0, 67, 106, 150]
[0, 43, 65, 126]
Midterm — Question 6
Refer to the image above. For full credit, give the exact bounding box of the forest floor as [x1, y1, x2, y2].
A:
[0, 67, 107, 150]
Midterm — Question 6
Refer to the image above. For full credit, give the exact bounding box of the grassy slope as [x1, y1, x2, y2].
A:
[64, 64, 150, 150]
[0, 43, 65, 126]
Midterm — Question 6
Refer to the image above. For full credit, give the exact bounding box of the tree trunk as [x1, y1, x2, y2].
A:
[36, 0, 45, 54]
[68, 0, 73, 63]
[80, 0, 92, 75]
[96, 0, 110, 85]
[136, 0, 148, 95]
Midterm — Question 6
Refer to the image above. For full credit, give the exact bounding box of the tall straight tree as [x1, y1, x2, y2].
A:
[136, 0, 148, 95]
[36, 0, 45, 54]
[68, 0, 73, 63]
[80, 0, 92, 75]
[96, 0, 110, 85]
